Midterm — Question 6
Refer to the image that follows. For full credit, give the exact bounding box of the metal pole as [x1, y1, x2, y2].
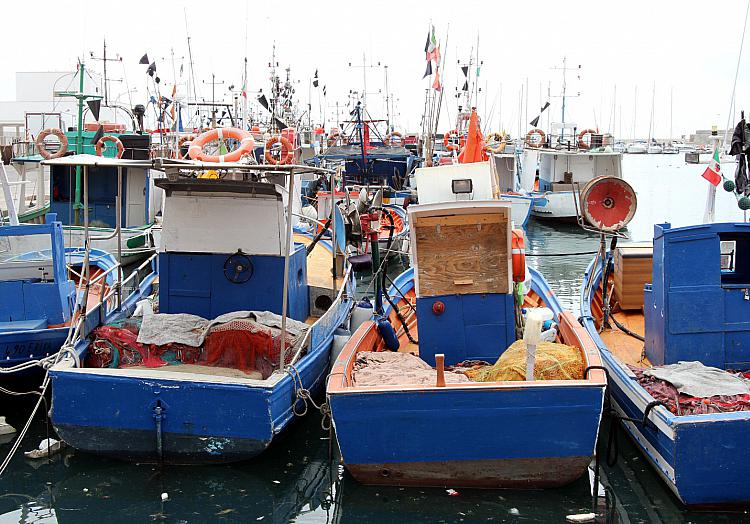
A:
[331, 168, 337, 289]
[116, 166, 123, 309]
[279, 168, 296, 369]
[74, 62, 85, 225]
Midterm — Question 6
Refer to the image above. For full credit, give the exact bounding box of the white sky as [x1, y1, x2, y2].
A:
[3, 0, 749, 139]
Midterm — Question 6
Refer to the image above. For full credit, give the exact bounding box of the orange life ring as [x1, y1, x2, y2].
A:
[35, 128, 68, 159]
[384, 131, 403, 146]
[443, 129, 464, 151]
[511, 228, 526, 283]
[578, 128, 597, 150]
[525, 128, 545, 148]
[264, 135, 294, 165]
[95, 135, 124, 158]
[188, 127, 255, 163]
[177, 135, 196, 159]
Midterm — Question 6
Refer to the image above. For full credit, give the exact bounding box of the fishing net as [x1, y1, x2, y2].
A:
[465, 339, 585, 382]
[86, 317, 302, 379]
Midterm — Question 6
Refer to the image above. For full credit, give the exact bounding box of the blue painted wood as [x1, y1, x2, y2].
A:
[416, 293, 515, 366]
[580, 235, 750, 506]
[159, 245, 309, 321]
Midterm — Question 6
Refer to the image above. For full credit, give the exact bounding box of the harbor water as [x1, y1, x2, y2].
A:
[1, 155, 748, 523]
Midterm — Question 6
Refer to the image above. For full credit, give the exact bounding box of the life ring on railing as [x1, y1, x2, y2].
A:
[525, 128, 545, 148]
[35, 128, 68, 159]
[443, 129, 463, 151]
[188, 127, 255, 163]
[578, 128, 597, 150]
[384, 131, 403, 146]
[95, 135, 124, 158]
[511, 228, 526, 283]
[264, 135, 294, 165]
[177, 135, 196, 159]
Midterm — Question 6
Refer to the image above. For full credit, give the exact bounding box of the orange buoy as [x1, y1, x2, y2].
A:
[443, 129, 462, 151]
[95, 135, 125, 158]
[264, 135, 294, 165]
[577, 128, 597, 150]
[177, 135, 196, 159]
[35, 128, 68, 159]
[525, 128, 545, 148]
[511, 228, 526, 283]
[188, 127, 255, 163]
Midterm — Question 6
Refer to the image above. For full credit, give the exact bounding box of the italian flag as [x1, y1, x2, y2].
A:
[701, 147, 722, 186]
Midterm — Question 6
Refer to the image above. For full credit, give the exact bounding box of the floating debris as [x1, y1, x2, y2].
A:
[24, 439, 62, 459]
[446, 489, 459, 496]
[161, 493, 169, 502]
[508, 508, 520, 516]
[566, 513, 596, 523]
[0, 417, 16, 436]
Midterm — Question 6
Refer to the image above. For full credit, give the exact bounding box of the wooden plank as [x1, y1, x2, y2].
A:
[415, 213, 503, 227]
[613, 245, 652, 310]
[293, 233, 343, 291]
[415, 212, 510, 297]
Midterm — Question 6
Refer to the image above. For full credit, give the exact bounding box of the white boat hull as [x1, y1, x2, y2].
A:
[530, 191, 578, 220]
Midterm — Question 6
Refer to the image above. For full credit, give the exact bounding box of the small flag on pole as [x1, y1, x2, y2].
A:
[139, 53, 149, 65]
[432, 70, 442, 91]
[313, 70, 319, 88]
[702, 147, 722, 186]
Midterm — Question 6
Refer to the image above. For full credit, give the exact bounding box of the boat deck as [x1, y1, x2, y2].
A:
[591, 274, 652, 368]
[128, 363, 263, 380]
[294, 233, 344, 291]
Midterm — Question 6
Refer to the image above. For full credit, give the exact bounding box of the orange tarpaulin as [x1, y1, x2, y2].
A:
[458, 109, 487, 163]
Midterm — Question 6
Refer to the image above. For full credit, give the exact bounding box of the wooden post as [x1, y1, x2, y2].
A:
[435, 353, 446, 387]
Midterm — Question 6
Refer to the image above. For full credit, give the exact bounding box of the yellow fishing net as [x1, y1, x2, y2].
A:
[465, 339, 585, 382]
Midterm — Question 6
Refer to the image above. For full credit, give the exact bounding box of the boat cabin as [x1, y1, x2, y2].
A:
[50, 131, 161, 228]
[410, 201, 515, 366]
[536, 150, 622, 193]
[0, 217, 74, 332]
[646, 222, 750, 370]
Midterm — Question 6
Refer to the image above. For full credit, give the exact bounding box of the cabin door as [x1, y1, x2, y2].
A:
[126, 169, 147, 227]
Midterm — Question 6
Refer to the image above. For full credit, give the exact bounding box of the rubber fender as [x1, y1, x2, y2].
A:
[376, 316, 400, 351]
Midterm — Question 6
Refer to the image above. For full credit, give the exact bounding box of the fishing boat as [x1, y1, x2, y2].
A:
[329, 200, 606, 488]
[48, 156, 354, 464]
[580, 219, 750, 506]
[5, 94, 163, 262]
[416, 110, 534, 227]
[523, 125, 623, 220]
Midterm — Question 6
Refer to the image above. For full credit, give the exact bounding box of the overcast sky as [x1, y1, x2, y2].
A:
[3, 0, 750, 139]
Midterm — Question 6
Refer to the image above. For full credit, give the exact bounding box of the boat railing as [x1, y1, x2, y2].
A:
[100, 252, 158, 314]
[287, 263, 354, 368]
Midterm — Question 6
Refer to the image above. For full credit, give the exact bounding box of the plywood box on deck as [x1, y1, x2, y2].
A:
[409, 201, 512, 297]
[614, 242, 653, 310]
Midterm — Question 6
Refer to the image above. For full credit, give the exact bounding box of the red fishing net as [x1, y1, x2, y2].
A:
[86, 318, 300, 379]
[630, 366, 750, 416]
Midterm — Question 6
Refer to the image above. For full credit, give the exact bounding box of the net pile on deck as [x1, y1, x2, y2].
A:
[630, 361, 750, 416]
[465, 340, 585, 382]
[352, 352, 469, 386]
[85, 312, 309, 379]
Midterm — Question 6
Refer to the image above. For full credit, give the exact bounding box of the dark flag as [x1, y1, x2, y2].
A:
[313, 70, 319, 88]
[462, 81, 469, 91]
[423, 29, 431, 53]
[86, 99, 101, 121]
[139, 53, 149, 65]
[146, 62, 156, 77]
[257, 94, 269, 111]
[529, 101, 551, 127]
[423, 60, 432, 79]
[90, 125, 104, 145]
[461, 65, 469, 77]
[323, 85, 327, 97]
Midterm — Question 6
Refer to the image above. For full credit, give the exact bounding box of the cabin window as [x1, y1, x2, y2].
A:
[719, 233, 750, 285]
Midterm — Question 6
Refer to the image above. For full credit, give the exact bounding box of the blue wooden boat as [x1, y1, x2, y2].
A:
[328, 201, 606, 488]
[580, 222, 750, 507]
[49, 160, 354, 464]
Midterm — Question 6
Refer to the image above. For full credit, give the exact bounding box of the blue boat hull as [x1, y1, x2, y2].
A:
[0, 327, 67, 368]
[330, 385, 603, 488]
[50, 291, 351, 464]
[581, 258, 750, 507]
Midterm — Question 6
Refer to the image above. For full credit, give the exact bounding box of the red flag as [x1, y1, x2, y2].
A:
[701, 147, 722, 186]
[432, 70, 441, 91]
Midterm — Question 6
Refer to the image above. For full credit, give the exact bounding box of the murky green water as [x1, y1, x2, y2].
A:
[1, 155, 748, 523]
